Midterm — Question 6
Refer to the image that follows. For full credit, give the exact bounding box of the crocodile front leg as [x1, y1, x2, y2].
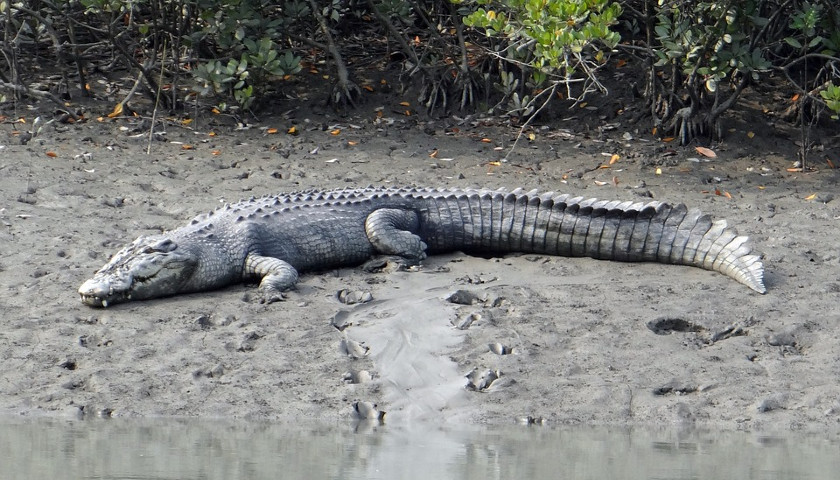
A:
[364, 208, 427, 261]
[244, 253, 300, 302]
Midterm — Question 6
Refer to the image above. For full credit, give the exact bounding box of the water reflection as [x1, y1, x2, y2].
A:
[1, 417, 838, 480]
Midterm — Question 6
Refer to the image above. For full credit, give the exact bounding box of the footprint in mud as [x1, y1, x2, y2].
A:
[353, 401, 385, 421]
[646, 317, 705, 335]
[340, 337, 370, 359]
[488, 343, 515, 355]
[337, 289, 373, 305]
[343, 370, 372, 384]
[452, 311, 482, 330]
[465, 368, 501, 391]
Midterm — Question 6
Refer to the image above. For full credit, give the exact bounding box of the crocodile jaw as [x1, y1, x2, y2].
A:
[79, 235, 197, 307]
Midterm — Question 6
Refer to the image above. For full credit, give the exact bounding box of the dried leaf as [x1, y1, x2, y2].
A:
[616, 58, 627, 68]
[723, 191, 732, 199]
[362, 85, 374, 92]
[403, 110, 411, 116]
[208, 131, 217, 137]
[266, 127, 278, 134]
[399, 101, 411, 107]
[804, 193, 817, 200]
[107, 103, 123, 118]
[429, 149, 438, 158]
[45, 151, 57, 158]
[652, 126, 658, 135]
[181, 118, 193, 126]
[827, 157, 836, 169]
[211, 150, 221, 155]
[488, 161, 501, 166]
[287, 126, 297, 135]
[347, 141, 358, 146]
[695, 146, 717, 158]
[655, 167, 662, 175]
[609, 153, 620, 164]
[786, 167, 802, 172]
[528, 132, 536, 141]
[593, 180, 608, 186]
[211, 107, 221, 114]
[758, 186, 766, 190]
[330, 129, 341, 135]
[792, 93, 800, 102]
[181, 144, 193, 150]
[599, 165, 611, 169]
[747, 131, 755, 138]
[662, 137, 675, 143]
[480, 138, 492, 143]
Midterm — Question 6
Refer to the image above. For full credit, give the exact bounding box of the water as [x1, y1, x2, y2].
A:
[1, 417, 838, 480]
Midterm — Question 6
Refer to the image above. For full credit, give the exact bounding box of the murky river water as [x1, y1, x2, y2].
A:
[2, 417, 838, 479]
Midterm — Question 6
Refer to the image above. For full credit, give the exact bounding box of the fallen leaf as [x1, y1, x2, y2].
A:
[287, 126, 297, 135]
[480, 138, 492, 143]
[181, 118, 193, 126]
[655, 167, 662, 175]
[786, 167, 802, 172]
[528, 132, 536, 141]
[652, 127, 658, 135]
[616, 58, 627, 68]
[599, 165, 611, 169]
[399, 101, 411, 107]
[330, 129, 341, 135]
[208, 131, 217, 137]
[792, 93, 800, 102]
[362, 85, 374, 92]
[429, 149, 439, 158]
[488, 161, 501, 166]
[662, 137, 675, 143]
[609, 153, 620, 164]
[211, 150, 221, 155]
[181, 144, 193, 150]
[347, 141, 358, 146]
[45, 151, 57, 157]
[211, 107, 221, 114]
[594, 180, 609, 186]
[723, 191, 732, 199]
[747, 131, 755, 138]
[827, 157, 836, 169]
[403, 110, 411, 116]
[804, 193, 817, 200]
[266, 127, 278, 134]
[695, 146, 717, 158]
[758, 186, 766, 190]
[380, 79, 387, 85]
[107, 103, 123, 118]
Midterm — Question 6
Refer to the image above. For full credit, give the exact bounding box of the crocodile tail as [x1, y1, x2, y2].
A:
[541, 195, 766, 293]
[423, 190, 765, 293]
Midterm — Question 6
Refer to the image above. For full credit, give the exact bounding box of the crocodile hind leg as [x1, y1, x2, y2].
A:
[244, 254, 300, 302]
[364, 208, 428, 263]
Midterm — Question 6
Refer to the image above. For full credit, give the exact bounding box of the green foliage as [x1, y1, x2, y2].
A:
[188, 0, 302, 111]
[819, 83, 840, 119]
[459, 0, 622, 85]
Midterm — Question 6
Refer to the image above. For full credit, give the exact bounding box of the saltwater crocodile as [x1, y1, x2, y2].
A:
[78, 186, 765, 307]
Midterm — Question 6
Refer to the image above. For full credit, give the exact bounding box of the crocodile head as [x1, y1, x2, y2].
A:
[79, 235, 198, 307]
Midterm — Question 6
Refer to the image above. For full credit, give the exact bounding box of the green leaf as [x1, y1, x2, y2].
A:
[784, 37, 802, 49]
